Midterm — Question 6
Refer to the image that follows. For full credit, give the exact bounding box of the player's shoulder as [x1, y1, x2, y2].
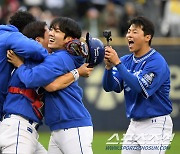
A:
[149, 49, 167, 63]
[120, 53, 133, 63]
[50, 50, 72, 63]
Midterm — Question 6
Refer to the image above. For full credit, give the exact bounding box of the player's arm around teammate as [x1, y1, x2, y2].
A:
[6, 17, 105, 154]
[0, 21, 51, 154]
[7, 50, 93, 91]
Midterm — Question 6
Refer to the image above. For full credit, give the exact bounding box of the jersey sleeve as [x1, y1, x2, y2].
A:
[6, 32, 48, 61]
[137, 58, 169, 98]
[102, 66, 123, 93]
[17, 54, 65, 88]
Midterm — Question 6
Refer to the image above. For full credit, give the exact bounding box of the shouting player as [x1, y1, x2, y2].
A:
[102, 16, 173, 154]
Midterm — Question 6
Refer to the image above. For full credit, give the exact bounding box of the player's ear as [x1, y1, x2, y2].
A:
[65, 36, 73, 43]
[35, 37, 40, 43]
[35, 37, 44, 44]
[145, 35, 151, 42]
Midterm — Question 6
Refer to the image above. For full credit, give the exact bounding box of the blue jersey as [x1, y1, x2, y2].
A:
[3, 60, 42, 123]
[16, 50, 92, 131]
[0, 25, 48, 119]
[102, 48, 172, 119]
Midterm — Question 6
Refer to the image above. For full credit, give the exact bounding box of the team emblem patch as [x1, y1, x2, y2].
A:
[143, 73, 155, 85]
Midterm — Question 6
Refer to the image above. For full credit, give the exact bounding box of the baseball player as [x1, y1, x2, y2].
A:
[102, 16, 173, 154]
[0, 21, 49, 154]
[7, 17, 105, 154]
[2, 20, 94, 154]
[0, 11, 48, 121]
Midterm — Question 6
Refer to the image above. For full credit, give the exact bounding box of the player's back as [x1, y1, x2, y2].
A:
[0, 25, 18, 109]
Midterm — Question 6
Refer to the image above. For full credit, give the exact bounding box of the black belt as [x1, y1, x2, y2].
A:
[4, 114, 39, 131]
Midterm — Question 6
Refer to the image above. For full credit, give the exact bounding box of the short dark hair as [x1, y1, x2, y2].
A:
[50, 17, 82, 39]
[128, 16, 154, 45]
[9, 11, 36, 33]
[22, 21, 47, 39]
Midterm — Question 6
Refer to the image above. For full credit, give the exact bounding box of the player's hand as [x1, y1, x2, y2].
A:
[77, 63, 94, 77]
[104, 57, 113, 70]
[105, 46, 121, 66]
[7, 50, 24, 67]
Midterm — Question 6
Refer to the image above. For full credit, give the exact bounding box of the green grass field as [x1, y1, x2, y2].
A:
[39, 131, 180, 154]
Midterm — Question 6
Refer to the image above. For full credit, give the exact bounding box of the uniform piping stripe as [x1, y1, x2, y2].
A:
[113, 76, 122, 91]
[133, 49, 156, 63]
[159, 116, 167, 154]
[137, 76, 149, 98]
[77, 127, 83, 154]
[16, 121, 21, 154]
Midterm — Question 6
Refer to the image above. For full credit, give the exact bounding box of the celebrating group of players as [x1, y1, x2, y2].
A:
[0, 10, 173, 154]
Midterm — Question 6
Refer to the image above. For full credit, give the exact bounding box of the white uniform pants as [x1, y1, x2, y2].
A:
[48, 126, 93, 154]
[121, 115, 173, 154]
[0, 115, 47, 154]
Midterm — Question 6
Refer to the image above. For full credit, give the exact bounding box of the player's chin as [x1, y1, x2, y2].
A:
[128, 47, 134, 53]
[48, 43, 56, 49]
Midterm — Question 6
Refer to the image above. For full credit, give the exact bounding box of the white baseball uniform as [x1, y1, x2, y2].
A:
[48, 126, 93, 154]
[0, 115, 47, 154]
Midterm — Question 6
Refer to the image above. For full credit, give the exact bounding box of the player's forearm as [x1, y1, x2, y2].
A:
[116, 63, 142, 93]
[44, 72, 75, 92]
[102, 69, 120, 92]
[17, 64, 56, 88]
[8, 33, 48, 61]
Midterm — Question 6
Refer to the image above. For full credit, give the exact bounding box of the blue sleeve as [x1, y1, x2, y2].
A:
[0, 101, 3, 121]
[137, 58, 169, 98]
[6, 32, 48, 61]
[17, 54, 65, 88]
[116, 63, 142, 93]
[102, 67, 123, 93]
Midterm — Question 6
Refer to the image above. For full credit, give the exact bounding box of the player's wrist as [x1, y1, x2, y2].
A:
[70, 69, 79, 81]
[105, 65, 112, 70]
[115, 61, 121, 66]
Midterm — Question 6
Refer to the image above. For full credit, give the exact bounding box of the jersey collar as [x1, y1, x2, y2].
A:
[133, 48, 156, 63]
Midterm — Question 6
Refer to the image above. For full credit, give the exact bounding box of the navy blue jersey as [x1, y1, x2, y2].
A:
[16, 50, 92, 131]
[0, 25, 48, 119]
[103, 48, 172, 119]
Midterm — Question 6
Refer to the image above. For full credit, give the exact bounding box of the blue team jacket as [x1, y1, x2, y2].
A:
[0, 25, 48, 120]
[16, 50, 93, 131]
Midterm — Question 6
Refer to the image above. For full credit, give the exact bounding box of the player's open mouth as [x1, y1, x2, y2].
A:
[49, 38, 55, 43]
[128, 40, 134, 48]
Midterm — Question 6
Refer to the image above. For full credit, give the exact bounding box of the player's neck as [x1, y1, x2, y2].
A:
[134, 46, 151, 58]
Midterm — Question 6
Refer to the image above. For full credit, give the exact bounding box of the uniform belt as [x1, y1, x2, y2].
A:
[3, 114, 39, 131]
[131, 118, 147, 121]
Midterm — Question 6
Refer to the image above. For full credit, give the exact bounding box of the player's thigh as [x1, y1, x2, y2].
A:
[137, 115, 173, 154]
[121, 122, 140, 154]
[49, 126, 93, 154]
[0, 118, 38, 154]
[48, 135, 63, 154]
[34, 142, 47, 154]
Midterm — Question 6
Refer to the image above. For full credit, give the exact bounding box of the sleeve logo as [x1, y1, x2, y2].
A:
[143, 73, 155, 85]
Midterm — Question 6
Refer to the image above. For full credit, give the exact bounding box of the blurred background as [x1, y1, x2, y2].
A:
[1, 0, 180, 37]
[1, 0, 180, 153]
